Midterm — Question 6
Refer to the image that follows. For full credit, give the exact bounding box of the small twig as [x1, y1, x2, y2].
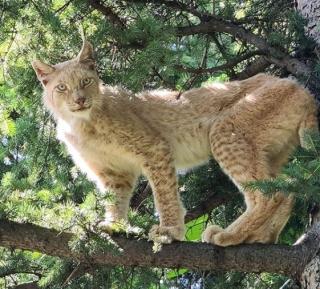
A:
[54, 0, 73, 14]
[62, 263, 91, 287]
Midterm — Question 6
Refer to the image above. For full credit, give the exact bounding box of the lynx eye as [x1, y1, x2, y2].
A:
[56, 83, 67, 92]
[81, 78, 93, 87]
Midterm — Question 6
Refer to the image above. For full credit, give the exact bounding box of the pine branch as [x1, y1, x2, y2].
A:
[0, 219, 319, 278]
[86, 0, 127, 29]
[86, 0, 145, 49]
[125, 0, 313, 77]
[87, 0, 316, 87]
[184, 191, 235, 223]
[0, 270, 42, 278]
[176, 19, 312, 77]
[9, 282, 40, 289]
[175, 50, 263, 74]
[126, 0, 209, 20]
[232, 56, 271, 80]
[54, 0, 73, 14]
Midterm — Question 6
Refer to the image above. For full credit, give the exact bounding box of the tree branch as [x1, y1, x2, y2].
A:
[127, 0, 209, 20]
[88, 0, 316, 88]
[9, 282, 40, 289]
[130, 181, 152, 211]
[130, 181, 235, 223]
[86, 0, 126, 29]
[0, 219, 319, 278]
[175, 50, 263, 74]
[54, 0, 73, 14]
[185, 192, 235, 223]
[176, 19, 312, 77]
[127, 0, 313, 77]
[232, 56, 271, 80]
[0, 270, 42, 278]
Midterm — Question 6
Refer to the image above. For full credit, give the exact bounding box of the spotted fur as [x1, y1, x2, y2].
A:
[32, 42, 318, 246]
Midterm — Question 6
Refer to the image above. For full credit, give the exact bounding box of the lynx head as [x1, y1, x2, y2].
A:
[32, 41, 100, 120]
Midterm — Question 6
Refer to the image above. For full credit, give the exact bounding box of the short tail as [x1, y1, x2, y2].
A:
[299, 108, 319, 149]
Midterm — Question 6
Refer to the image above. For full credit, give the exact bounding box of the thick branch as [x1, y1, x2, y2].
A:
[0, 219, 319, 277]
[177, 19, 312, 77]
[232, 56, 271, 80]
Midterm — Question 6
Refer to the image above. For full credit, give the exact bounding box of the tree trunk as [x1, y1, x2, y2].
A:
[300, 253, 320, 289]
[294, 3, 320, 284]
[296, 0, 320, 45]
[298, 206, 320, 289]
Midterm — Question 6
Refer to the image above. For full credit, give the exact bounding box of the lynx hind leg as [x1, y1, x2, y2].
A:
[203, 121, 293, 246]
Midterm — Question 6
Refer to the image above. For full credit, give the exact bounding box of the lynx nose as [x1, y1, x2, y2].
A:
[75, 97, 86, 106]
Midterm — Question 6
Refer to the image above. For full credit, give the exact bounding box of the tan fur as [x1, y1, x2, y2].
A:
[32, 42, 318, 246]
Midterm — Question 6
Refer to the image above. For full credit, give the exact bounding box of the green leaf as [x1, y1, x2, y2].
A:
[185, 214, 208, 241]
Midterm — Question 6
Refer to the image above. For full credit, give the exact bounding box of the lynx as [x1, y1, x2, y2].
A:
[32, 41, 318, 246]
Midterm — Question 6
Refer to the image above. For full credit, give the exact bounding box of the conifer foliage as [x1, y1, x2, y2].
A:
[0, 0, 320, 288]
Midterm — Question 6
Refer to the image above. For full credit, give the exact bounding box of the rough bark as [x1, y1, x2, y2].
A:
[300, 254, 320, 289]
[297, 224, 320, 288]
[296, 0, 320, 45]
[294, 0, 320, 284]
[232, 56, 271, 80]
[298, 205, 320, 289]
[0, 219, 320, 278]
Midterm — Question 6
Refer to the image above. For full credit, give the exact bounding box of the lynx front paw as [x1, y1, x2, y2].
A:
[148, 224, 185, 244]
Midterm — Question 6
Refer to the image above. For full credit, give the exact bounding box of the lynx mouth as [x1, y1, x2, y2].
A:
[71, 105, 91, 112]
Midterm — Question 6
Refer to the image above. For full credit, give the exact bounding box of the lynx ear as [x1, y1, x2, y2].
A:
[77, 41, 95, 70]
[32, 60, 55, 86]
